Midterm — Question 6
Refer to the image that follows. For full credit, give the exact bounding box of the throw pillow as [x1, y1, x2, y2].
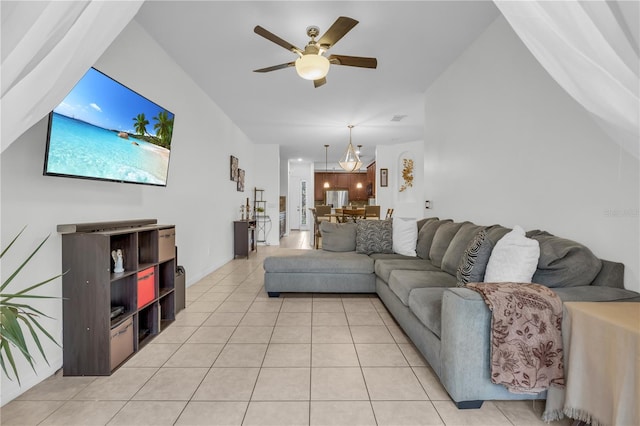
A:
[356, 219, 393, 255]
[416, 219, 453, 260]
[456, 229, 494, 286]
[429, 222, 467, 268]
[392, 218, 418, 257]
[320, 221, 356, 252]
[484, 225, 540, 283]
[416, 217, 438, 232]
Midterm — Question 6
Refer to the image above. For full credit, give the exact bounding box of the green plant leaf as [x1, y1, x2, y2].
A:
[17, 314, 50, 366]
[0, 226, 26, 259]
[1, 307, 34, 365]
[22, 312, 60, 349]
[1, 301, 51, 319]
[0, 339, 20, 385]
[1, 228, 61, 385]
[1, 271, 66, 303]
[0, 234, 50, 293]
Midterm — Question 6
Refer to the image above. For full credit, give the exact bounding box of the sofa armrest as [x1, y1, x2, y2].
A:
[439, 288, 493, 402]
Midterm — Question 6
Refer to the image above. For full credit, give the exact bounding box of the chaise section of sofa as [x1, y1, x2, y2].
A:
[263, 249, 375, 296]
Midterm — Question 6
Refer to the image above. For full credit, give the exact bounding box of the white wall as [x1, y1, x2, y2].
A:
[0, 20, 265, 404]
[376, 140, 426, 219]
[423, 16, 640, 292]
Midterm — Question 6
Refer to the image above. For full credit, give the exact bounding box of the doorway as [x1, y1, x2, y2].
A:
[288, 176, 309, 231]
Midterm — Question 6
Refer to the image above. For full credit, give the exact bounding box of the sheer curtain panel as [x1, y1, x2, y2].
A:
[1, 0, 144, 152]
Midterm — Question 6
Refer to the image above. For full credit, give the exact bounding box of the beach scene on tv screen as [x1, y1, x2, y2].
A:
[46, 68, 174, 185]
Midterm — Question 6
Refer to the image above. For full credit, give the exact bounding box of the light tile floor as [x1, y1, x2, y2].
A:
[1, 232, 572, 425]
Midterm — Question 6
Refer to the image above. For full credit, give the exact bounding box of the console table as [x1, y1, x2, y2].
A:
[548, 302, 639, 425]
[234, 220, 256, 259]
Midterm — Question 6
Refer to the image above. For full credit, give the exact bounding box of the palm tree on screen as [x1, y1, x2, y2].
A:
[132, 113, 149, 136]
[153, 110, 174, 148]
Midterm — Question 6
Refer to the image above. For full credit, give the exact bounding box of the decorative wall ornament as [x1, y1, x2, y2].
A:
[380, 168, 388, 187]
[399, 158, 414, 192]
[230, 155, 239, 181]
[237, 169, 245, 192]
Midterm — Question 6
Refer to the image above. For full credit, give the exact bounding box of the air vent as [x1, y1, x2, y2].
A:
[391, 115, 407, 122]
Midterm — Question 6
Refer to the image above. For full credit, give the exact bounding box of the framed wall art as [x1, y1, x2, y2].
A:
[380, 168, 388, 187]
[237, 168, 245, 192]
[230, 155, 239, 181]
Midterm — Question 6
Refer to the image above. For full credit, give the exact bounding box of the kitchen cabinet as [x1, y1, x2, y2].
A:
[314, 172, 368, 201]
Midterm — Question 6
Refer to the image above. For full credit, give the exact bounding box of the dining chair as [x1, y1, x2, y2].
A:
[365, 205, 380, 220]
[315, 205, 331, 217]
[310, 208, 322, 249]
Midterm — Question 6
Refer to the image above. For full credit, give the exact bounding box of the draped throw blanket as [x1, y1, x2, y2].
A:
[466, 282, 564, 394]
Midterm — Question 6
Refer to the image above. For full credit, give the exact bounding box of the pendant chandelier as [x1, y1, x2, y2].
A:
[323, 144, 330, 188]
[339, 125, 362, 172]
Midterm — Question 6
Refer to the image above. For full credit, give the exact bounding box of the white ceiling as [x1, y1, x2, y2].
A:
[135, 1, 500, 169]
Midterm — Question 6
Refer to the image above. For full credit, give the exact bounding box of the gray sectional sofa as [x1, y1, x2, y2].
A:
[263, 218, 640, 409]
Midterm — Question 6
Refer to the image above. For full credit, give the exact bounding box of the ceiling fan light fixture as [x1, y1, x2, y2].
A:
[295, 54, 330, 80]
[339, 125, 363, 172]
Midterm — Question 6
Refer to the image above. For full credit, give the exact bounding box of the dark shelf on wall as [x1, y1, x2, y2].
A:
[58, 219, 183, 376]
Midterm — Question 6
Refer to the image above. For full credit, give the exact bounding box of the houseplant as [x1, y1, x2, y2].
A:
[1, 227, 63, 385]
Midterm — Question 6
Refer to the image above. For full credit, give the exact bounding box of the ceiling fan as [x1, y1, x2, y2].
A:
[253, 16, 378, 88]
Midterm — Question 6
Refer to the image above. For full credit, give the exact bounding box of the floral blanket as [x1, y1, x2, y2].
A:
[466, 282, 564, 394]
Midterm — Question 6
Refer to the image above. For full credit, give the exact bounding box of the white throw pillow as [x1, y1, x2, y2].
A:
[484, 225, 540, 283]
[392, 217, 418, 257]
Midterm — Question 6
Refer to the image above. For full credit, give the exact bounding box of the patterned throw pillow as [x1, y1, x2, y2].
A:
[356, 219, 393, 255]
[456, 229, 494, 286]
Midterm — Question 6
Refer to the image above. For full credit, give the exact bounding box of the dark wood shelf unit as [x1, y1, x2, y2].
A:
[59, 219, 180, 376]
[234, 220, 256, 259]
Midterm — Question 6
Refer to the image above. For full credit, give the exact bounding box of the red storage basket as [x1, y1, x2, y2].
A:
[137, 267, 155, 308]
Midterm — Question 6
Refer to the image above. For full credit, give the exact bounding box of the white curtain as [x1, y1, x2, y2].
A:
[495, 0, 639, 158]
[1, 0, 144, 152]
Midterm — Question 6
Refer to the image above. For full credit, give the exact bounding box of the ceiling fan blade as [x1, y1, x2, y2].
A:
[329, 54, 377, 69]
[254, 26, 303, 55]
[253, 62, 295, 73]
[314, 77, 326, 88]
[317, 17, 358, 48]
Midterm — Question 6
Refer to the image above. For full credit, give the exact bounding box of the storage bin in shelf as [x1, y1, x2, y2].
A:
[137, 266, 157, 309]
[110, 275, 136, 327]
[110, 233, 137, 273]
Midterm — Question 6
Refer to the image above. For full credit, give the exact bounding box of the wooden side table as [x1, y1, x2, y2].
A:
[559, 302, 639, 425]
[234, 220, 256, 259]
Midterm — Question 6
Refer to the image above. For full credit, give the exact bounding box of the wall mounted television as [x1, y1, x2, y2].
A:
[44, 67, 175, 186]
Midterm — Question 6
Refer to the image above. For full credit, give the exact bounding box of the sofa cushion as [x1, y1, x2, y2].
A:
[356, 219, 393, 255]
[526, 231, 603, 288]
[484, 225, 540, 283]
[393, 217, 418, 257]
[454, 225, 510, 286]
[416, 217, 438, 233]
[408, 287, 450, 338]
[320, 221, 356, 252]
[374, 259, 440, 283]
[389, 269, 457, 306]
[368, 253, 415, 261]
[416, 219, 452, 260]
[263, 251, 374, 274]
[441, 223, 484, 276]
[429, 222, 467, 268]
